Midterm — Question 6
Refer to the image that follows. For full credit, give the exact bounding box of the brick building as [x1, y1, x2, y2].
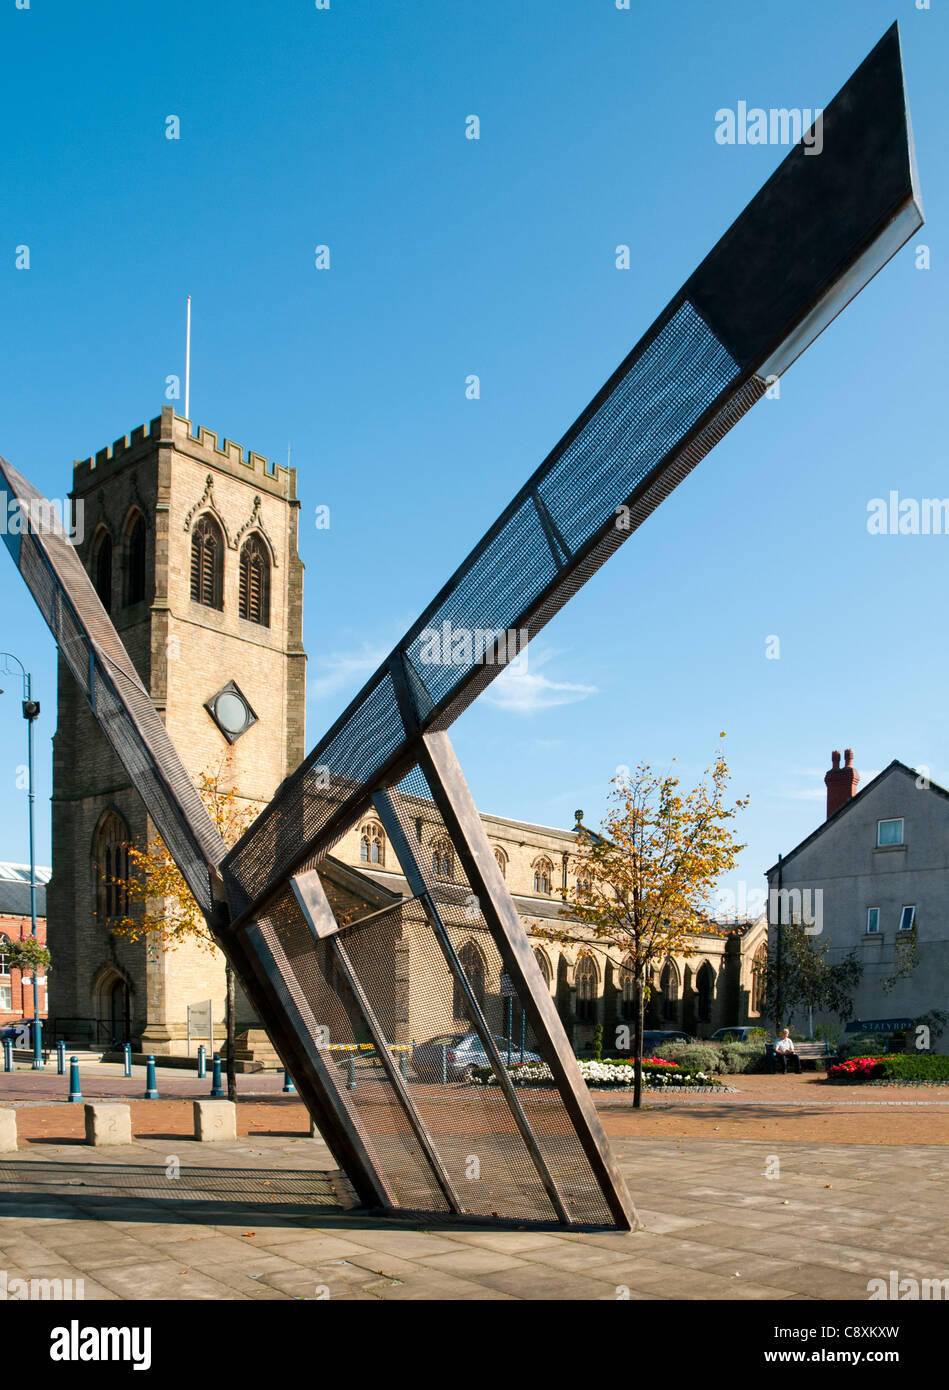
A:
[0, 862, 50, 1027]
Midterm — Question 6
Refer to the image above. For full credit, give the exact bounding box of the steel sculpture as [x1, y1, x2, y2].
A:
[0, 26, 922, 1229]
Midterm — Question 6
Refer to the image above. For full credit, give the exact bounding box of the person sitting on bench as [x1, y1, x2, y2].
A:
[773, 1028, 803, 1074]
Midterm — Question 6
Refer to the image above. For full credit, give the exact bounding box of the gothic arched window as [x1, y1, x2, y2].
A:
[125, 513, 147, 606]
[621, 955, 636, 1021]
[190, 514, 224, 610]
[239, 533, 270, 627]
[0, 935, 11, 976]
[532, 857, 553, 895]
[533, 948, 552, 991]
[660, 958, 679, 1021]
[93, 531, 113, 612]
[432, 837, 453, 880]
[93, 811, 130, 921]
[696, 961, 714, 1024]
[493, 845, 507, 878]
[575, 953, 597, 1022]
[455, 939, 486, 1020]
[752, 942, 767, 1015]
[359, 822, 385, 866]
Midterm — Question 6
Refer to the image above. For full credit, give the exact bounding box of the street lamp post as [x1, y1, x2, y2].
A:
[0, 651, 43, 1069]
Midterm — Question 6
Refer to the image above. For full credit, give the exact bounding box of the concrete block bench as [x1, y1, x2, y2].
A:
[84, 1103, 132, 1145]
[193, 1099, 236, 1141]
[0, 1107, 17, 1152]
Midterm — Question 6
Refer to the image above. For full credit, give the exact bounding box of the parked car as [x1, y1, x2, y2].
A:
[412, 1032, 542, 1082]
[708, 1027, 768, 1043]
[640, 1030, 693, 1051]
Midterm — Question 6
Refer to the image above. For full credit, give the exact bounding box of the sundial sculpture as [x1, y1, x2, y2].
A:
[0, 26, 922, 1229]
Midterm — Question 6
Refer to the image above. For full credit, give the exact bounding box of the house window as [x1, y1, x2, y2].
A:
[575, 954, 597, 1022]
[125, 513, 147, 605]
[532, 857, 552, 895]
[899, 905, 916, 932]
[866, 907, 880, 934]
[359, 822, 385, 866]
[190, 514, 224, 610]
[0, 983, 10, 1011]
[877, 818, 904, 847]
[239, 534, 270, 626]
[0, 936, 10, 976]
[432, 837, 453, 880]
[93, 531, 113, 612]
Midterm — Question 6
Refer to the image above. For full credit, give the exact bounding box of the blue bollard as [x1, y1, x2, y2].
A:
[123, 1043, 132, 1078]
[400, 1050, 408, 1082]
[347, 1054, 356, 1091]
[57, 1040, 66, 1076]
[282, 1070, 295, 1094]
[197, 1045, 206, 1079]
[32, 1016, 44, 1071]
[210, 1052, 224, 1098]
[441, 1044, 447, 1086]
[67, 1055, 82, 1103]
[144, 1054, 159, 1100]
[3, 1038, 12, 1072]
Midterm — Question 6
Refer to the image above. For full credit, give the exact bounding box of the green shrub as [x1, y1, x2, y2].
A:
[655, 1042, 725, 1074]
[879, 1053, 949, 1082]
[720, 1041, 768, 1074]
[838, 1033, 892, 1060]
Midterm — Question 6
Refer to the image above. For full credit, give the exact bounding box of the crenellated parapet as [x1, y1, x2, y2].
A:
[72, 406, 297, 501]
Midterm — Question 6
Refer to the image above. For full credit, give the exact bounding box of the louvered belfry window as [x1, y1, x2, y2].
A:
[190, 514, 223, 610]
[239, 533, 270, 626]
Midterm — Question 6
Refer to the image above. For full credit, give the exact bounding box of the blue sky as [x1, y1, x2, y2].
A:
[0, 0, 945, 910]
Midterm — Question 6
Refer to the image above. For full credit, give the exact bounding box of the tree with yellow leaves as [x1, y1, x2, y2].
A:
[108, 769, 259, 1102]
[539, 742, 748, 1108]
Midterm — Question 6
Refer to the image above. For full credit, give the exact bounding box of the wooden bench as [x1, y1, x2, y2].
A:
[767, 1040, 837, 1072]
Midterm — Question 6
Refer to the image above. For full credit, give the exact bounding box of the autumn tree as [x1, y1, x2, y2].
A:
[109, 769, 259, 1102]
[538, 743, 748, 1108]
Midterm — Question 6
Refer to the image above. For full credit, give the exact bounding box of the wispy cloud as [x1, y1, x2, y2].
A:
[307, 642, 389, 701]
[483, 649, 597, 715]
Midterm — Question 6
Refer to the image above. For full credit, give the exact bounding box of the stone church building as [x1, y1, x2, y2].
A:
[48, 408, 766, 1059]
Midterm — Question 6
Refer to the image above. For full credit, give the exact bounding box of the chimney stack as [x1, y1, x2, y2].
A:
[825, 748, 859, 819]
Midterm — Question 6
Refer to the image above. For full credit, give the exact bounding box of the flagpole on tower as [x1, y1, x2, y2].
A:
[184, 294, 192, 422]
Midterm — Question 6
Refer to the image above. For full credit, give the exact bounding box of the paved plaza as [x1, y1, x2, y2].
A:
[2, 1122, 947, 1301]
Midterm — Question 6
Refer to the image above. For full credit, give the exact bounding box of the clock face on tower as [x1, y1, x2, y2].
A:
[204, 680, 258, 744]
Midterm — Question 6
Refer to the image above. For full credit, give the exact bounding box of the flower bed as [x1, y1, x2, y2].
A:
[827, 1053, 949, 1083]
[827, 1055, 886, 1081]
[469, 1059, 721, 1089]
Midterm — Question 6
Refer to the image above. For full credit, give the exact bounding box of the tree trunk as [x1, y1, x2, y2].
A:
[225, 962, 237, 1103]
[633, 969, 645, 1109]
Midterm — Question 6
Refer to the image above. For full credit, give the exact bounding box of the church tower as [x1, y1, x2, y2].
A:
[47, 407, 305, 1054]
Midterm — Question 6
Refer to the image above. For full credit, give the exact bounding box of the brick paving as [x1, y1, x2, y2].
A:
[2, 1129, 947, 1300]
